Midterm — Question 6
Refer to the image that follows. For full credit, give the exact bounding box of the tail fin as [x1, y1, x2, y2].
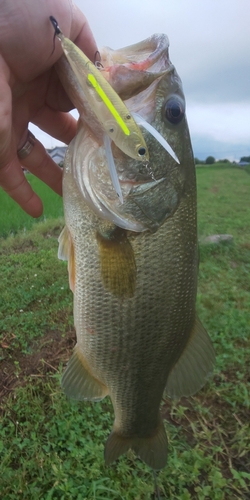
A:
[104, 417, 168, 470]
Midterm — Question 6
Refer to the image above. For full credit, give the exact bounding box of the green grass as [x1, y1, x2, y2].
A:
[0, 173, 63, 237]
[196, 165, 250, 242]
[0, 165, 250, 499]
[0, 220, 71, 353]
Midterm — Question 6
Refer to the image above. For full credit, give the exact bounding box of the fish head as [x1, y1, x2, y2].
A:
[67, 34, 195, 232]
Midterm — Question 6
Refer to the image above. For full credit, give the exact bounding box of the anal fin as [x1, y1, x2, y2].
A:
[165, 315, 215, 399]
[61, 346, 108, 401]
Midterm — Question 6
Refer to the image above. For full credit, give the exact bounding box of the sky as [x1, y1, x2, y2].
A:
[32, 0, 250, 161]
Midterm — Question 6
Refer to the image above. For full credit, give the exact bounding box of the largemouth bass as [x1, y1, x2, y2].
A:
[57, 33, 215, 470]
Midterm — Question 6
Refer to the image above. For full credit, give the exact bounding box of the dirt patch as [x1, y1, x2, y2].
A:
[240, 242, 250, 250]
[210, 185, 220, 194]
[0, 328, 76, 403]
[41, 225, 63, 238]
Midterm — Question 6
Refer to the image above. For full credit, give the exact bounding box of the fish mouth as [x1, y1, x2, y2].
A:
[97, 35, 178, 206]
[70, 34, 182, 232]
[100, 34, 171, 100]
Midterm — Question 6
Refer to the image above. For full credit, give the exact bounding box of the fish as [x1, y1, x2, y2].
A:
[57, 32, 215, 470]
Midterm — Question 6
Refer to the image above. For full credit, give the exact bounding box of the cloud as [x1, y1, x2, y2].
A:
[187, 102, 250, 142]
[182, 55, 250, 104]
[186, 101, 250, 160]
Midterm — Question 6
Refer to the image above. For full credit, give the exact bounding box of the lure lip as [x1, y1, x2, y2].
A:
[132, 112, 180, 164]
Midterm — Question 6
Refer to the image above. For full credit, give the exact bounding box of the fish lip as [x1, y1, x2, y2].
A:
[101, 33, 170, 72]
[100, 34, 172, 99]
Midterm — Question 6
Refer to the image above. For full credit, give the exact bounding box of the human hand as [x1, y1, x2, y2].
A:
[0, 0, 97, 217]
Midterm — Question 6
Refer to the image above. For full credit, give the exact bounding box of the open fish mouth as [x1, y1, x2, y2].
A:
[100, 33, 172, 98]
[99, 35, 179, 201]
[64, 33, 183, 232]
[103, 114, 179, 205]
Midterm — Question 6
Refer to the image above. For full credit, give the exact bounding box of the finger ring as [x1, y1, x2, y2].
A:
[17, 131, 36, 160]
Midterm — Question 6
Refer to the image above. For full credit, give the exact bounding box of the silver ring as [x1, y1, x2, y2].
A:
[17, 131, 36, 160]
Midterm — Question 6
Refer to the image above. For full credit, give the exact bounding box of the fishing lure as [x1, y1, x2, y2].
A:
[49, 16, 149, 163]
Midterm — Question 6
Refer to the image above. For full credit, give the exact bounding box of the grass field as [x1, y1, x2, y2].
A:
[0, 165, 249, 499]
[0, 173, 63, 238]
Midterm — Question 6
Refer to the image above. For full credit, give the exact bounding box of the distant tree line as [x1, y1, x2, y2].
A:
[194, 155, 250, 165]
[194, 156, 230, 165]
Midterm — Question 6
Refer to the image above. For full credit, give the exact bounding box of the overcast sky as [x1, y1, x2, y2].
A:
[32, 0, 250, 161]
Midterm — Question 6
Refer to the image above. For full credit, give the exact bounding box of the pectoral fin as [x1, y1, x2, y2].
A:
[61, 346, 108, 401]
[58, 226, 75, 293]
[96, 227, 136, 298]
[165, 315, 215, 399]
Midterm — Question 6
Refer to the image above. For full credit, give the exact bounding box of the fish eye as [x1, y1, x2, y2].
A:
[109, 128, 114, 133]
[138, 147, 146, 157]
[164, 97, 185, 125]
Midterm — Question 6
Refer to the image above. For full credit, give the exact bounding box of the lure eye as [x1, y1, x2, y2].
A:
[138, 147, 146, 157]
[164, 97, 185, 125]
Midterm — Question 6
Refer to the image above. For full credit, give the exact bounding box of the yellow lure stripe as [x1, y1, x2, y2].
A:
[87, 73, 130, 136]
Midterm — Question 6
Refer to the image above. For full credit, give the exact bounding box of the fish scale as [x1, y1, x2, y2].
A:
[57, 33, 215, 470]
